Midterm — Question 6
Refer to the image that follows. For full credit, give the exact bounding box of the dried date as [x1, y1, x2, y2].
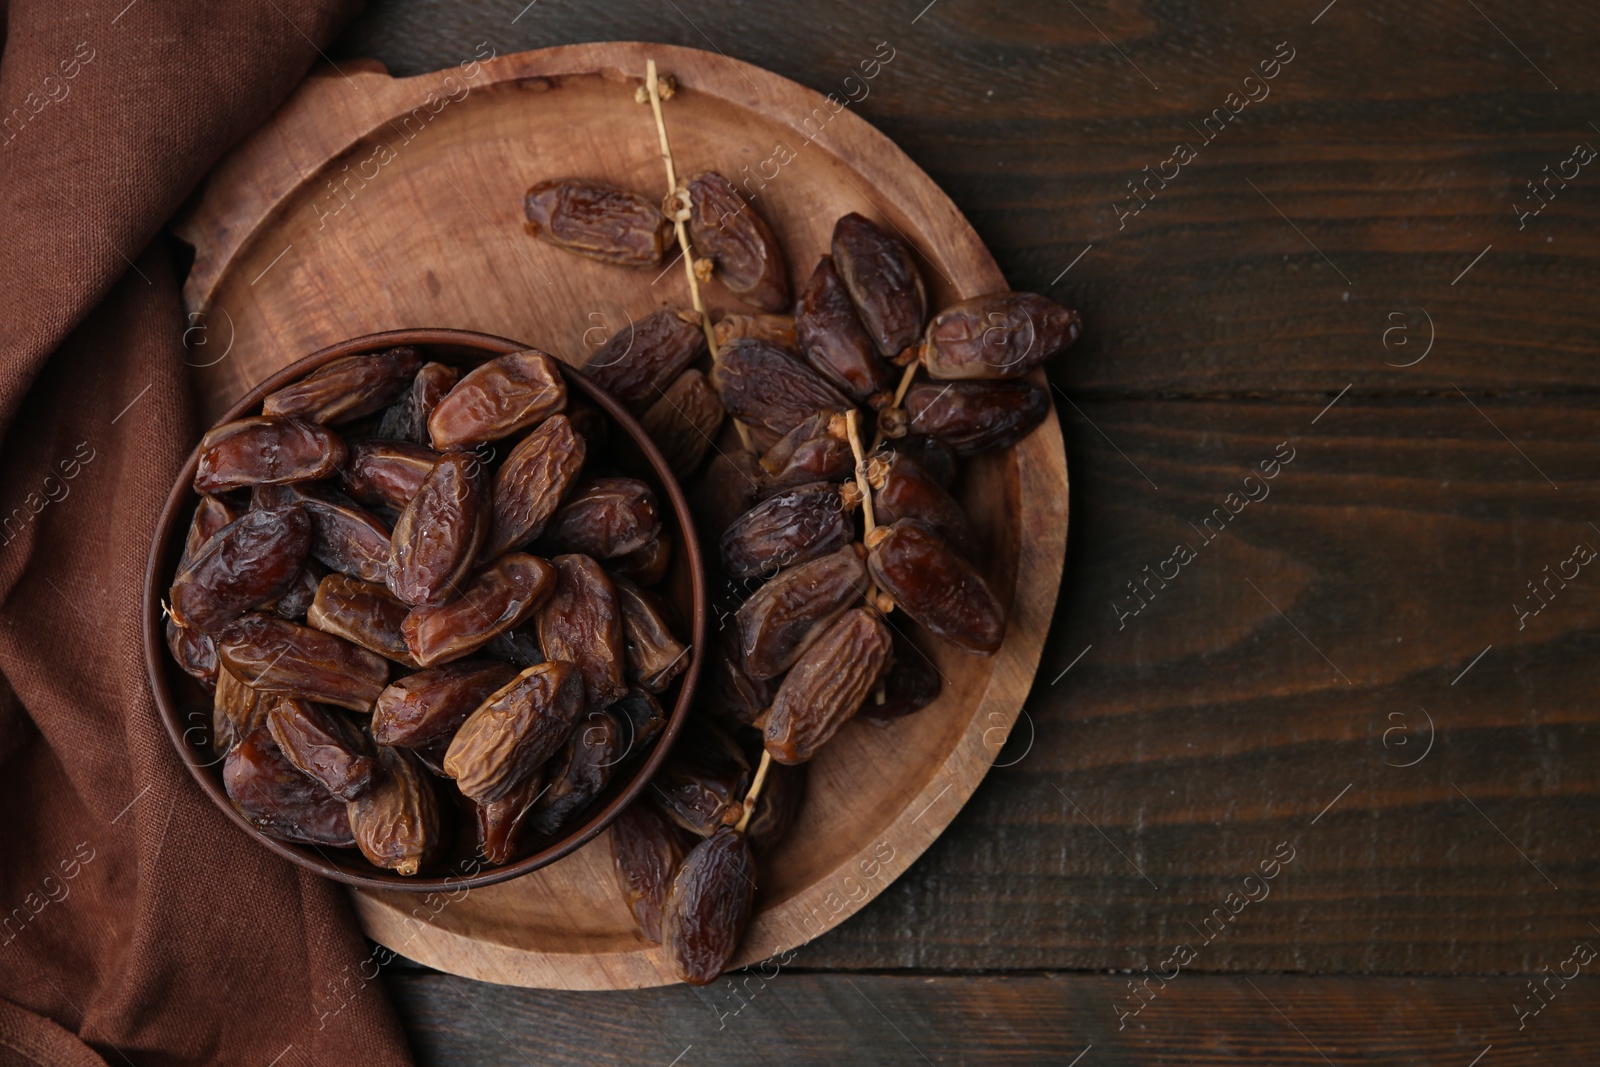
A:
[866, 520, 1005, 654]
[181, 494, 246, 567]
[651, 717, 750, 837]
[212, 664, 273, 756]
[611, 799, 695, 943]
[895, 378, 1049, 456]
[764, 607, 892, 763]
[193, 416, 347, 493]
[661, 827, 756, 985]
[711, 338, 853, 436]
[261, 347, 422, 423]
[169, 505, 312, 632]
[713, 313, 796, 351]
[721, 482, 852, 580]
[524, 178, 670, 268]
[921, 291, 1080, 380]
[167, 617, 220, 690]
[612, 687, 667, 751]
[735, 544, 869, 679]
[535, 555, 628, 706]
[267, 696, 377, 801]
[756, 409, 855, 493]
[612, 530, 673, 586]
[347, 743, 443, 875]
[427, 349, 566, 450]
[224, 727, 356, 847]
[891, 434, 957, 489]
[541, 477, 660, 560]
[377, 361, 459, 443]
[612, 574, 688, 693]
[255, 482, 392, 584]
[474, 767, 544, 864]
[306, 572, 416, 666]
[640, 369, 725, 478]
[484, 624, 543, 669]
[859, 635, 942, 724]
[745, 761, 806, 854]
[340, 440, 439, 511]
[402, 552, 557, 667]
[702, 638, 775, 730]
[388, 452, 488, 606]
[443, 660, 587, 803]
[486, 414, 585, 558]
[796, 255, 893, 401]
[689, 448, 763, 536]
[215, 612, 390, 711]
[582, 307, 706, 412]
[685, 171, 789, 312]
[371, 659, 520, 749]
[866, 450, 973, 556]
[527, 708, 624, 835]
[831, 213, 926, 357]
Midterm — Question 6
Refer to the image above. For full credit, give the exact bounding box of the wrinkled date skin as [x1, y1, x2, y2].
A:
[444, 660, 587, 803]
[377, 361, 459, 444]
[487, 414, 586, 558]
[224, 727, 356, 847]
[703, 638, 775, 729]
[922, 291, 1081, 380]
[612, 574, 688, 693]
[216, 613, 390, 711]
[745, 761, 807, 854]
[713, 313, 796, 352]
[536, 555, 628, 706]
[721, 482, 852, 580]
[640, 369, 725, 478]
[261, 347, 422, 423]
[474, 767, 544, 865]
[170, 505, 312, 632]
[899, 379, 1049, 457]
[765, 608, 892, 764]
[686, 171, 790, 312]
[796, 255, 894, 401]
[867, 520, 1006, 654]
[267, 697, 377, 801]
[427, 349, 566, 450]
[167, 617, 219, 690]
[212, 665, 274, 757]
[402, 552, 557, 667]
[612, 530, 673, 587]
[831, 213, 927, 358]
[528, 708, 623, 835]
[736, 545, 870, 680]
[612, 686, 667, 750]
[542, 478, 661, 560]
[194, 416, 347, 494]
[340, 440, 439, 511]
[388, 452, 488, 607]
[757, 409, 855, 493]
[867, 450, 973, 556]
[181, 494, 246, 566]
[347, 743, 443, 875]
[582, 307, 707, 412]
[711, 339, 853, 436]
[662, 827, 756, 985]
[255, 482, 392, 584]
[611, 799, 694, 943]
[651, 717, 750, 837]
[371, 659, 519, 749]
[306, 573, 416, 666]
[860, 635, 943, 724]
[524, 178, 670, 268]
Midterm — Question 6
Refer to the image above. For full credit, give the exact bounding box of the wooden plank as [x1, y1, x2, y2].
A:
[387, 971, 1600, 1066]
[333, 0, 1600, 396]
[739, 395, 1600, 974]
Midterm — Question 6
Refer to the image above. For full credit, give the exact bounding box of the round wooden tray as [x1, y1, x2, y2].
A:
[174, 41, 1068, 990]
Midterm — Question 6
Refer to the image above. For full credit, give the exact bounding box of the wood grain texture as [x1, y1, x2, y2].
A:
[385, 971, 1600, 1066]
[171, 41, 1068, 988]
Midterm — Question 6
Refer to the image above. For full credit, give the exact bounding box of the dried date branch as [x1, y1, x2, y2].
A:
[733, 748, 772, 833]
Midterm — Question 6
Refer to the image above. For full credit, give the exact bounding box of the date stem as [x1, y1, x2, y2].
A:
[643, 59, 719, 361]
[734, 748, 773, 833]
[845, 409, 876, 535]
[871, 361, 921, 451]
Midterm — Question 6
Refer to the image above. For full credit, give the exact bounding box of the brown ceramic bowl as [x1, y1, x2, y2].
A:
[142, 328, 705, 892]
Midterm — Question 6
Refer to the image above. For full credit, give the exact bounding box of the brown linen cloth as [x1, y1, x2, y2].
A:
[0, 1, 415, 1064]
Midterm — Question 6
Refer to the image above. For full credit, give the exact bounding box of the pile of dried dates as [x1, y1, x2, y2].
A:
[165, 345, 689, 875]
[526, 170, 1079, 982]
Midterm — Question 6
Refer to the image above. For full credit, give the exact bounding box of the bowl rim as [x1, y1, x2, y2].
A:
[142, 327, 706, 892]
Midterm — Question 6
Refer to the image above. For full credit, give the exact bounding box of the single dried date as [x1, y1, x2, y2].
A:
[612, 687, 668, 752]
[402, 552, 557, 667]
[536, 555, 628, 706]
[612, 530, 673, 587]
[377, 361, 459, 443]
[651, 717, 750, 837]
[612, 574, 688, 694]
[859, 635, 942, 724]
[541, 478, 660, 560]
[756, 409, 855, 493]
[735, 544, 870, 680]
[891, 434, 958, 489]
[711, 338, 852, 436]
[866, 450, 973, 556]
[894, 378, 1049, 456]
[212, 664, 273, 756]
[721, 482, 852, 580]
[662, 827, 756, 985]
[169, 505, 312, 632]
[427, 349, 566, 450]
[306, 573, 416, 666]
[524, 178, 670, 268]
[261, 347, 422, 424]
[640, 369, 725, 478]
[866, 520, 1006, 654]
[713, 312, 796, 352]
[486, 414, 585, 558]
[484, 624, 544, 669]
[765, 607, 892, 763]
[267, 697, 377, 801]
[474, 768, 544, 864]
[611, 799, 695, 943]
[921, 291, 1080, 380]
[703, 638, 775, 730]
[224, 727, 356, 847]
[388, 452, 488, 607]
[181, 494, 246, 567]
[167, 617, 219, 690]
[255, 482, 392, 584]
[371, 659, 520, 749]
[347, 743, 443, 875]
[340, 440, 439, 511]
[582, 307, 706, 412]
[443, 660, 587, 803]
[796, 255, 894, 402]
[215, 613, 390, 711]
[193, 416, 347, 493]
[685, 171, 789, 312]
[527, 708, 624, 835]
[263, 562, 321, 621]
[831, 213, 926, 358]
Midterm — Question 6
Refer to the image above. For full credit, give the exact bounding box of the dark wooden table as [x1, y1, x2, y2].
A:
[331, 1, 1600, 1062]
